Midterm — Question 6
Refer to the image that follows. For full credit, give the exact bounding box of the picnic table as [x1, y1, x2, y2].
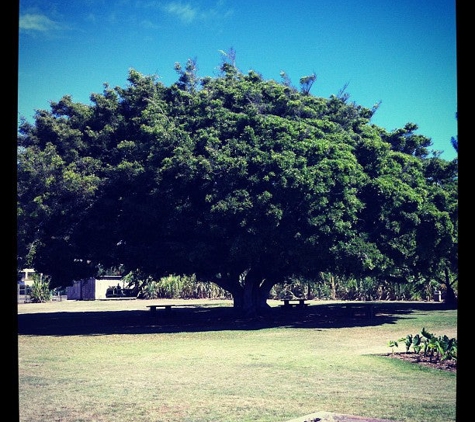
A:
[146, 303, 197, 313]
[147, 304, 173, 312]
[280, 298, 309, 308]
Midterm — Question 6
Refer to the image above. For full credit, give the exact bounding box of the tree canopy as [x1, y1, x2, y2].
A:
[17, 56, 458, 314]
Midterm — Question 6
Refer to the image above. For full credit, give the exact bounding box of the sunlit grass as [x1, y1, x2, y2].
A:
[18, 300, 457, 422]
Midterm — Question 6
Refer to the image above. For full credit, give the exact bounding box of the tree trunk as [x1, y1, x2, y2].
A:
[330, 274, 336, 300]
[214, 269, 274, 317]
[237, 275, 272, 316]
[443, 267, 458, 308]
[242, 275, 273, 316]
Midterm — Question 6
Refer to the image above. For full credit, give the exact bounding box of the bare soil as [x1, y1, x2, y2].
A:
[384, 351, 456, 373]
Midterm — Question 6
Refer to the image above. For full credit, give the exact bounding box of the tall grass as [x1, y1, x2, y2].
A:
[136, 274, 231, 300]
[123, 270, 452, 302]
[155, 274, 231, 299]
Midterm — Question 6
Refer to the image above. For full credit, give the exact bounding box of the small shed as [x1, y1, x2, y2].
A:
[67, 276, 125, 300]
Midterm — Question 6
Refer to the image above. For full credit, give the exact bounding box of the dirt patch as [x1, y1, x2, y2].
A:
[383, 352, 456, 373]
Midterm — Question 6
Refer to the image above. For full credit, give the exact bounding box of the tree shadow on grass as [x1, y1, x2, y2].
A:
[17, 301, 454, 337]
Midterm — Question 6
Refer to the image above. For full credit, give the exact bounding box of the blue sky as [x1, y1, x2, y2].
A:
[18, 0, 458, 160]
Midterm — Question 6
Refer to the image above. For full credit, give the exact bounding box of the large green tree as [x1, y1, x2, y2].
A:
[17, 57, 458, 314]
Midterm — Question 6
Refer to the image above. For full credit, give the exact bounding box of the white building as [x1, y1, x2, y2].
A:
[18, 268, 36, 285]
[66, 276, 130, 300]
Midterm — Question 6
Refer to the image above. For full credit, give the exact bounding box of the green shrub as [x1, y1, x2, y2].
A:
[388, 328, 457, 362]
[135, 273, 231, 299]
[30, 273, 52, 303]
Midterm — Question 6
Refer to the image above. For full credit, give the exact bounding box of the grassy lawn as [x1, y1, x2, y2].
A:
[17, 299, 457, 422]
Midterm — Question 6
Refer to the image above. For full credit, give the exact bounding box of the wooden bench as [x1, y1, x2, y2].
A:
[146, 304, 197, 313]
[343, 303, 375, 319]
[147, 304, 173, 312]
[280, 298, 309, 308]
